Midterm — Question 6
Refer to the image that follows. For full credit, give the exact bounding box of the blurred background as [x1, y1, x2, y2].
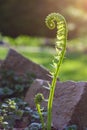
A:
[0, 0, 87, 81]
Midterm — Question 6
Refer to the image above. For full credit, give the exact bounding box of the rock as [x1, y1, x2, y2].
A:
[0, 49, 51, 80]
[24, 79, 87, 130]
[0, 60, 3, 67]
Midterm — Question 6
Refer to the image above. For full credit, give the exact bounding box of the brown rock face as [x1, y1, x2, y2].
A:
[0, 60, 3, 67]
[25, 79, 87, 130]
[0, 49, 51, 80]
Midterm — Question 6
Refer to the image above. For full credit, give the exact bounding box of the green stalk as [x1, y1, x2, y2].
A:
[45, 13, 67, 130]
[36, 103, 45, 130]
[34, 93, 45, 130]
[47, 44, 66, 130]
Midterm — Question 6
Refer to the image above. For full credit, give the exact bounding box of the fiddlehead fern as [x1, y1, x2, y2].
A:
[45, 13, 67, 130]
[35, 93, 45, 130]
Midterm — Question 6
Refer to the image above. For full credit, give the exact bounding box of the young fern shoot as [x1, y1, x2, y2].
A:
[35, 93, 45, 130]
[45, 13, 67, 130]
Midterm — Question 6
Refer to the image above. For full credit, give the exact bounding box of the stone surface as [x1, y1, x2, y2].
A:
[25, 79, 87, 130]
[0, 60, 3, 67]
[0, 49, 51, 80]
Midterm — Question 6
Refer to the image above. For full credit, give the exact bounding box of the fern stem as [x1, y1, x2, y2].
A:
[45, 13, 67, 130]
[36, 103, 45, 130]
[35, 93, 45, 130]
[47, 42, 66, 130]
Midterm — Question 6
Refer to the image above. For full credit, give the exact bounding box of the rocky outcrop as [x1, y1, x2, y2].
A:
[0, 49, 51, 80]
[25, 79, 87, 130]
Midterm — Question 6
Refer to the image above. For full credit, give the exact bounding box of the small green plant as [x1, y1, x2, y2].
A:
[0, 98, 24, 129]
[35, 12, 67, 130]
[65, 125, 77, 130]
[0, 98, 43, 129]
[0, 69, 36, 99]
[35, 93, 45, 130]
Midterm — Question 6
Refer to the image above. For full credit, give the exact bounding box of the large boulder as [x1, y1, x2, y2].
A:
[0, 49, 51, 81]
[25, 79, 87, 130]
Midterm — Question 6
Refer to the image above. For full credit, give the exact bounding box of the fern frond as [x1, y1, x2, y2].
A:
[45, 12, 67, 130]
[45, 13, 67, 76]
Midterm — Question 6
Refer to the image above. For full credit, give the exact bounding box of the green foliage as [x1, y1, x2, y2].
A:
[2, 35, 43, 46]
[0, 98, 42, 129]
[0, 41, 87, 81]
[0, 87, 13, 96]
[0, 98, 24, 129]
[35, 12, 67, 130]
[0, 69, 36, 99]
[35, 93, 44, 105]
[45, 12, 67, 130]
[0, 69, 45, 129]
[27, 123, 42, 130]
[65, 125, 77, 130]
[35, 93, 45, 130]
